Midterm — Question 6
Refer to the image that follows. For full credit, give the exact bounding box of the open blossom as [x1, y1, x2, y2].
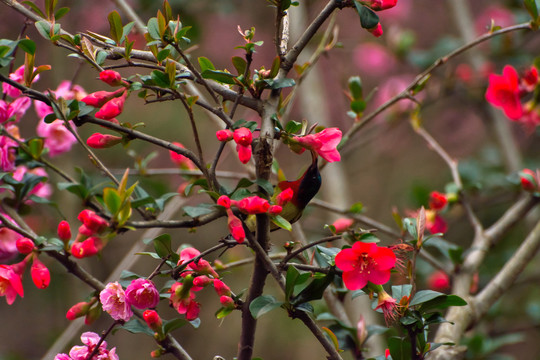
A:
[428, 191, 448, 211]
[485, 65, 523, 120]
[2, 65, 40, 98]
[37, 119, 77, 157]
[0, 264, 24, 304]
[125, 278, 160, 309]
[293, 128, 342, 162]
[0, 97, 31, 123]
[169, 281, 201, 320]
[335, 242, 396, 290]
[0, 132, 18, 172]
[425, 210, 448, 234]
[178, 247, 219, 278]
[100, 281, 133, 321]
[55, 331, 118, 360]
[0, 214, 22, 262]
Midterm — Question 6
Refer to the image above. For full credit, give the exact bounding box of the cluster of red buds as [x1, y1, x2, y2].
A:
[216, 127, 253, 164]
[57, 210, 109, 259]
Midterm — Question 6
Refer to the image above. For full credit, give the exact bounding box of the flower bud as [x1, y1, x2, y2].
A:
[237, 196, 270, 214]
[236, 144, 252, 164]
[331, 218, 354, 234]
[268, 205, 282, 216]
[520, 169, 538, 191]
[213, 279, 231, 296]
[31, 257, 50, 289]
[57, 220, 71, 242]
[368, 23, 383, 38]
[81, 88, 125, 107]
[216, 129, 233, 142]
[84, 304, 102, 325]
[233, 127, 252, 146]
[219, 295, 235, 309]
[71, 237, 102, 258]
[217, 195, 231, 209]
[99, 70, 123, 86]
[66, 301, 91, 320]
[87, 133, 122, 149]
[226, 209, 245, 243]
[193, 275, 213, 288]
[427, 270, 450, 292]
[95, 92, 127, 120]
[169, 142, 195, 170]
[16, 237, 35, 254]
[276, 188, 294, 206]
[143, 309, 163, 332]
[428, 191, 448, 211]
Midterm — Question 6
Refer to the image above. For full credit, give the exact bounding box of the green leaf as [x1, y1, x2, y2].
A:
[268, 56, 280, 78]
[116, 319, 155, 336]
[249, 295, 284, 319]
[22, 1, 46, 18]
[103, 188, 121, 215]
[285, 265, 302, 300]
[163, 318, 188, 334]
[54, 7, 69, 20]
[291, 269, 335, 305]
[147, 18, 161, 40]
[156, 49, 171, 63]
[354, 2, 380, 30]
[348, 76, 363, 99]
[263, 78, 295, 89]
[392, 284, 413, 300]
[151, 233, 173, 259]
[198, 56, 215, 72]
[201, 69, 236, 85]
[253, 178, 274, 196]
[183, 203, 215, 218]
[349, 202, 364, 214]
[17, 39, 36, 55]
[388, 336, 412, 360]
[350, 100, 366, 115]
[285, 120, 302, 134]
[151, 70, 171, 88]
[409, 290, 445, 307]
[525, 0, 539, 21]
[419, 294, 467, 312]
[35, 21, 52, 40]
[231, 56, 247, 75]
[271, 215, 292, 231]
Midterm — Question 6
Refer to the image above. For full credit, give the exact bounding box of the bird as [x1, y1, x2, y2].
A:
[245, 150, 322, 232]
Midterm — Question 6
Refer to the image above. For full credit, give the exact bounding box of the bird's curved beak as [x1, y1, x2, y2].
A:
[310, 149, 318, 164]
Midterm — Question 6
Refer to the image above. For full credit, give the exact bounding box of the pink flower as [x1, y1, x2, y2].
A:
[237, 196, 270, 214]
[100, 281, 133, 321]
[169, 282, 201, 320]
[0, 264, 24, 304]
[0, 133, 18, 172]
[485, 65, 523, 120]
[293, 127, 342, 162]
[353, 43, 396, 78]
[216, 129, 233, 142]
[335, 242, 396, 290]
[0, 214, 22, 262]
[169, 142, 195, 170]
[31, 257, 50, 289]
[178, 247, 219, 278]
[363, 0, 398, 11]
[71, 237, 103, 259]
[125, 278, 160, 309]
[95, 92, 127, 120]
[475, 5, 515, 35]
[428, 191, 448, 211]
[427, 270, 450, 291]
[233, 127, 252, 146]
[331, 218, 354, 234]
[87, 133, 122, 149]
[12, 166, 52, 200]
[37, 119, 77, 157]
[2, 65, 41, 98]
[0, 97, 31, 123]
[64, 331, 118, 360]
[226, 208, 246, 243]
[99, 70, 124, 86]
[236, 144, 252, 164]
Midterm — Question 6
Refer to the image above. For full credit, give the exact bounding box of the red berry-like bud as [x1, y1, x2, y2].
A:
[95, 92, 127, 120]
[276, 188, 294, 206]
[427, 270, 450, 292]
[237, 196, 270, 214]
[99, 70, 123, 86]
[57, 220, 71, 242]
[520, 169, 538, 191]
[169, 142, 195, 170]
[16, 237, 34, 254]
[368, 23, 383, 37]
[81, 88, 125, 107]
[216, 129, 233, 142]
[236, 144, 252, 164]
[428, 191, 448, 211]
[331, 218, 354, 234]
[31, 257, 50, 289]
[268, 205, 282, 216]
[226, 209, 245, 243]
[213, 279, 232, 297]
[233, 127, 252, 146]
[143, 309, 163, 331]
[217, 195, 231, 208]
[219, 295, 235, 309]
[66, 301, 91, 320]
[87, 133, 122, 149]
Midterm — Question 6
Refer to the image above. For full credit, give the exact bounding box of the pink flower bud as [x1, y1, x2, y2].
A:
[233, 127, 252, 146]
[368, 23, 383, 37]
[70, 237, 102, 258]
[95, 92, 127, 120]
[66, 301, 91, 320]
[193, 275, 213, 288]
[84, 304, 101, 325]
[237, 196, 270, 214]
[364, 0, 398, 11]
[78, 210, 108, 234]
[217, 195, 231, 208]
[16, 237, 34, 254]
[125, 278, 160, 309]
[219, 295, 235, 309]
[213, 279, 231, 296]
[99, 70, 123, 86]
[226, 209, 245, 243]
[268, 205, 282, 216]
[520, 169, 538, 191]
[57, 220, 71, 242]
[276, 187, 294, 206]
[331, 218, 354, 234]
[428, 191, 448, 211]
[143, 309, 163, 331]
[81, 88, 125, 107]
[31, 257, 50, 289]
[87, 133, 122, 149]
[169, 142, 195, 170]
[236, 144, 252, 164]
[216, 129, 233, 142]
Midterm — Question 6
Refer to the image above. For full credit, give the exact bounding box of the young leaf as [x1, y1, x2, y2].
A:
[201, 69, 236, 85]
[249, 295, 284, 319]
[354, 2, 380, 30]
[108, 11, 123, 44]
[231, 56, 247, 75]
[525, 0, 539, 21]
[285, 265, 302, 300]
[198, 56, 216, 72]
[17, 39, 36, 55]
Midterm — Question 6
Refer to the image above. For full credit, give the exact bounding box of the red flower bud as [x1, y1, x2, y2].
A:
[57, 220, 71, 242]
[364, 0, 398, 11]
[368, 23, 383, 37]
[276, 188, 294, 206]
[226, 209, 245, 243]
[268, 205, 282, 216]
[219, 295, 235, 309]
[520, 169, 538, 191]
[428, 191, 448, 211]
[78, 210, 108, 234]
[522, 66, 539, 92]
[70, 237, 102, 258]
[99, 70, 123, 86]
[16, 237, 34, 254]
[87, 133, 122, 149]
[81, 89, 125, 107]
[84, 304, 102, 325]
[213, 279, 231, 296]
[216, 129, 233, 142]
[66, 301, 91, 320]
[233, 127, 252, 146]
[95, 92, 127, 120]
[331, 218, 354, 234]
[31, 257, 50, 289]
[427, 270, 450, 292]
[193, 275, 213, 288]
[236, 144, 252, 164]
[169, 142, 195, 170]
[237, 196, 270, 214]
[217, 195, 231, 208]
[143, 309, 163, 331]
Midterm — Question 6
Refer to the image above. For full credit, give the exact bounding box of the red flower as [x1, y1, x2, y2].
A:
[178, 247, 219, 278]
[335, 242, 396, 290]
[31, 257, 50, 289]
[0, 264, 24, 304]
[521, 66, 539, 92]
[70, 237, 103, 258]
[169, 142, 195, 170]
[78, 210, 108, 234]
[276, 187, 294, 206]
[87, 133, 122, 149]
[426, 210, 448, 234]
[99, 70, 124, 86]
[485, 65, 523, 120]
[293, 127, 342, 162]
[428, 191, 448, 211]
[217, 195, 231, 208]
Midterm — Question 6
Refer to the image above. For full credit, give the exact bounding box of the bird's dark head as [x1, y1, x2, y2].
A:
[296, 152, 321, 210]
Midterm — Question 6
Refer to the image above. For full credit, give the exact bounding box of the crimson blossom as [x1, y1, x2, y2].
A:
[125, 278, 160, 309]
[335, 242, 396, 290]
[0, 264, 24, 304]
[293, 127, 342, 162]
[485, 65, 523, 120]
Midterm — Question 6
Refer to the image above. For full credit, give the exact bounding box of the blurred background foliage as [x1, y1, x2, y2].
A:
[1, 0, 540, 359]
